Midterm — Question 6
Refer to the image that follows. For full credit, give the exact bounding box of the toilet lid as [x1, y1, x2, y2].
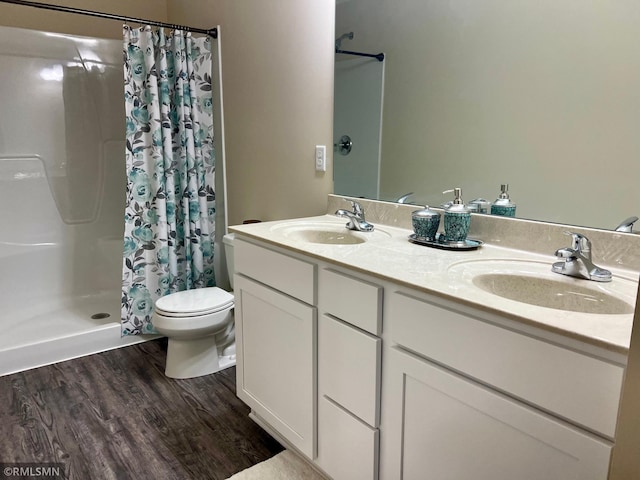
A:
[155, 287, 234, 317]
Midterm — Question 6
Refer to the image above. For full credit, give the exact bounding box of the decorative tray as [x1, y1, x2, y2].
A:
[408, 233, 483, 251]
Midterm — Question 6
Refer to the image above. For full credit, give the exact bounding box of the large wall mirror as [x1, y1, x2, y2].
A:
[334, 0, 640, 231]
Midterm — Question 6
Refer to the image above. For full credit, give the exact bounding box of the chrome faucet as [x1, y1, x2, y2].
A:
[335, 201, 374, 232]
[551, 232, 612, 282]
[396, 192, 415, 204]
[615, 216, 638, 233]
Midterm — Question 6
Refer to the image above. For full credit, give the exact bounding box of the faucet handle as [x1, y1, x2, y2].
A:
[563, 231, 591, 253]
[555, 247, 576, 259]
[350, 200, 365, 218]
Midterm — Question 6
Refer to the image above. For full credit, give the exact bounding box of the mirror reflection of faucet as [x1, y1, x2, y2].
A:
[552, 232, 612, 282]
[614, 216, 638, 233]
[468, 198, 491, 214]
[335, 200, 374, 232]
[396, 192, 414, 204]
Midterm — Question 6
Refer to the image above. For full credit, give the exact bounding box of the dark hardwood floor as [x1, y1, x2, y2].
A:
[0, 339, 283, 480]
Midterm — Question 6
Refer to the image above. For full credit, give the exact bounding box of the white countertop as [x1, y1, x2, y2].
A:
[230, 215, 639, 354]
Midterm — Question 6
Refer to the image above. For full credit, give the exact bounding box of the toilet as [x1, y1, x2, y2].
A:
[152, 233, 237, 379]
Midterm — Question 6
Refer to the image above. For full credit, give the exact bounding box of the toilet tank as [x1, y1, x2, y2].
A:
[222, 233, 235, 289]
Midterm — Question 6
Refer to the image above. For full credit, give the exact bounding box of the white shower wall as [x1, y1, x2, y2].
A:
[333, 56, 385, 199]
[0, 26, 151, 375]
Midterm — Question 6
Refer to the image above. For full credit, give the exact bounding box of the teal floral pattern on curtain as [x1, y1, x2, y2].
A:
[121, 26, 216, 335]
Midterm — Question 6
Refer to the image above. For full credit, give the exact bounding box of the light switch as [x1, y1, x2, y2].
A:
[315, 145, 327, 172]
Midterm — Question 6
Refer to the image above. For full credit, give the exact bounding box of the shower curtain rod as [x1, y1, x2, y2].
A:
[0, 0, 218, 38]
[336, 48, 384, 62]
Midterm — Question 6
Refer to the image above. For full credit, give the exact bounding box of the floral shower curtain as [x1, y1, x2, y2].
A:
[121, 26, 216, 335]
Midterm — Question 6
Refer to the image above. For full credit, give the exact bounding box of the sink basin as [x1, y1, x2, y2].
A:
[285, 228, 367, 245]
[270, 221, 391, 245]
[473, 273, 634, 314]
[448, 259, 637, 315]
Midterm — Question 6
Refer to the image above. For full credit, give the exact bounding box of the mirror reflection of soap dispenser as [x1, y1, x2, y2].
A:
[491, 184, 516, 217]
[442, 187, 471, 243]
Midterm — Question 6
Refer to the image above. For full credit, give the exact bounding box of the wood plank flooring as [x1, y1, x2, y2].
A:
[0, 339, 283, 480]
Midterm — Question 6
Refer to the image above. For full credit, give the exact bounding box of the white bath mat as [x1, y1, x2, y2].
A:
[227, 450, 327, 480]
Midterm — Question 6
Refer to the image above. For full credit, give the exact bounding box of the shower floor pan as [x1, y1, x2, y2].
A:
[0, 290, 158, 376]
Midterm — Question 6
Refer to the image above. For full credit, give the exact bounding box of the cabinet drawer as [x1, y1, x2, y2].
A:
[319, 314, 381, 427]
[388, 291, 624, 439]
[318, 396, 379, 480]
[234, 238, 315, 304]
[319, 268, 382, 335]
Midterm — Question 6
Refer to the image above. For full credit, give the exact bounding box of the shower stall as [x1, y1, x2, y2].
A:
[0, 25, 153, 375]
[333, 31, 385, 199]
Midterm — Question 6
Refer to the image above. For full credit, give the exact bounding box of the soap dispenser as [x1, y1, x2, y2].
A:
[442, 188, 471, 243]
[490, 184, 516, 217]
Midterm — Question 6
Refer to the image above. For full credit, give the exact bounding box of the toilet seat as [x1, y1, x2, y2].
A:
[155, 287, 234, 318]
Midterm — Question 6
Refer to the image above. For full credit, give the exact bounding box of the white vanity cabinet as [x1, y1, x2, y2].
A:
[233, 238, 317, 458]
[231, 232, 626, 480]
[379, 289, 623, 480]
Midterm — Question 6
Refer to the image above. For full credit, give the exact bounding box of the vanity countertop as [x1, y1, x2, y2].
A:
[230, 215, 639, 355]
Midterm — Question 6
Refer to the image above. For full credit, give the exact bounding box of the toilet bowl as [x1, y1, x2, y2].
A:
[152, 233, 238, 379]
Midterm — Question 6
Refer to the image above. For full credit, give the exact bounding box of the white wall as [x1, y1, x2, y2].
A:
[168, 0, 335, 226]
[336, 0, 640, 229]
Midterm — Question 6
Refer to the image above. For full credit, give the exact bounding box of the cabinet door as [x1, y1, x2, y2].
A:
[380, 347, 612, 480]
[235, 275, 316, 458]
